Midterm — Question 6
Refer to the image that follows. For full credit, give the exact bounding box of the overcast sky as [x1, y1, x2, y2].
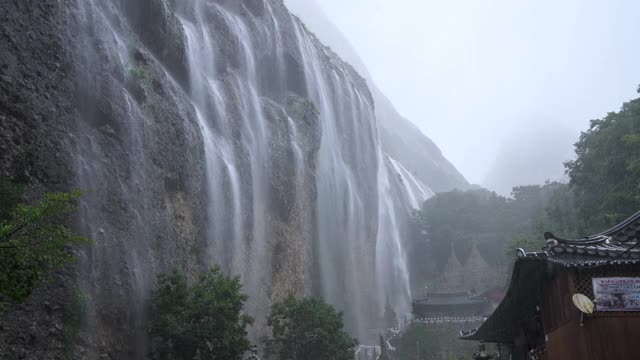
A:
[288, 0, 640, 187]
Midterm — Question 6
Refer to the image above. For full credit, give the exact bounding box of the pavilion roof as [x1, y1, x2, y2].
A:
[414, 291, 488, 306]
[518, 210, 640, 268]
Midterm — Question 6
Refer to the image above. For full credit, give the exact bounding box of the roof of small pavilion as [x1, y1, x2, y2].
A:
[413, 291, 488, 306]
[460, 210, 640, 343]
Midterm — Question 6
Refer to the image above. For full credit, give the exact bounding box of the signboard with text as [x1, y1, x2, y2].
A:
[592, 277, 640, 312]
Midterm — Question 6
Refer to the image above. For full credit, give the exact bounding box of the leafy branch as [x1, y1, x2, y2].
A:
[0, 184, 90, 303]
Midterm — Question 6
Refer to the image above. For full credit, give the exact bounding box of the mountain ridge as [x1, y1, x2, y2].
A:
[285, 0, 469, 192]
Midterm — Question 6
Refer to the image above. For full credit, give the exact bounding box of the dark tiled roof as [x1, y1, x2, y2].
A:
[517, 210, 640, 268]
[414, 291, 488, 306]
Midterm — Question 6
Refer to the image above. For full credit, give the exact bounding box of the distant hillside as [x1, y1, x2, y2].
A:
[285, 0, 469, 192]
[372, 85, 469, 192]
[482, 126, 574, 196]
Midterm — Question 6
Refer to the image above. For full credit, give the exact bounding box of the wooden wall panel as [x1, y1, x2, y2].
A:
[546, 316, 640, 360]
[541, 269, 574, 333]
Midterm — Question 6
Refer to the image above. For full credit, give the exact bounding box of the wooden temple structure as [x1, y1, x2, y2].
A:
[412, 289, 495, 319]
[460, 211, 640, 360]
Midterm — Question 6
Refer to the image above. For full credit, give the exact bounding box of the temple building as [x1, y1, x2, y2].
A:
[410, 241, 504, 322]
[460, 211, 640, 360]
[412, 290, 492, 319]
[434, 243, 499, 292]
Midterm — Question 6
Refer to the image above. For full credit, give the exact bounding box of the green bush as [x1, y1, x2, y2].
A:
[148, 267, 254, 360]
[265, 297, 357, 360]
[130, 65, 147, 81]
[0, 179, 90, 303]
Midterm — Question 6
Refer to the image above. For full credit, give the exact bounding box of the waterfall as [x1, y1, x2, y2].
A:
[293, 17, 425, 336]
[376, 154, 413, 326]
[178, 0, 276, 332]
[388, 156, 434, 210]
[69, 0, 428, 351]
[294, 20, 377, 337]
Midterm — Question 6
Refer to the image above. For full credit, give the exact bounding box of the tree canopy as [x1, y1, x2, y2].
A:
[265, 296, 357, 360]
[410, 183, 568, 274]
[409, 91, 640, 287]
[148, 267, 254, 360]
[0, 179, 89, 302]
[566, 96, 640, 233]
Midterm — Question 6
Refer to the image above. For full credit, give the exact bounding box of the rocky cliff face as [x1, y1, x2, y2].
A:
[373, 85, 469, 193]
[1, 0, 457, 358]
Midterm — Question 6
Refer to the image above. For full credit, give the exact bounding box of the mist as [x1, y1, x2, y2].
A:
[286, 0, 640, 191]
[4, 0, 640, 358]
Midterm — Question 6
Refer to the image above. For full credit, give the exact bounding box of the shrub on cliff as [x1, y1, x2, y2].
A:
[0, 178, 89, 302]
[265, 297, 357, 360]
[148, 267, 254, 360]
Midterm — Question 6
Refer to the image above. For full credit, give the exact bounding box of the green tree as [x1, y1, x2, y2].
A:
[411, 189, 513, 270]
[0, 178, 89, 302]
[265, 297, 357, 360]
[540, 184, 581, 238]
[148, 267, 254, 360]
[410, 182, 577, 287]
[565, 95, 640, 233]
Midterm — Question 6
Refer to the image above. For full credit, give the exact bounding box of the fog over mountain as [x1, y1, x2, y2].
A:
[289, 0, 640, 187]
[483, 125, 574, 196]
[285, 0, 468, 192]
[3, 0, 640, 358]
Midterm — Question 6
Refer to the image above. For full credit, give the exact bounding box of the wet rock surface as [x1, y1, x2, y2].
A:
[0, 0, 454, 357]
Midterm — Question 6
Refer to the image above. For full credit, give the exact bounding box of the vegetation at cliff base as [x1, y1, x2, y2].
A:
[148, 267, 254, 360]
[265, 296, 357, 360]
[409, 182, 572, 284]
[0, 178, 89, 303]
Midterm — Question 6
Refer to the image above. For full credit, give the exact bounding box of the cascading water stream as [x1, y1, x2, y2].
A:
[177, 1, 288, 334]
[375, 153, 414, 325]
[293, 20, 371, 336]
[388, 156, 434, 210]
[70, 0, 433, 352]
[74, 1, 166, 356]
[292, 17, 421, 337]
